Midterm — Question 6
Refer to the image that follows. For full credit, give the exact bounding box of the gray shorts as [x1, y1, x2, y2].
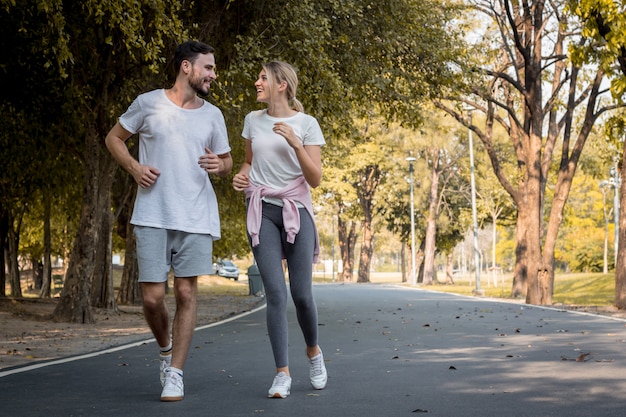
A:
[134, 226, 214, 282]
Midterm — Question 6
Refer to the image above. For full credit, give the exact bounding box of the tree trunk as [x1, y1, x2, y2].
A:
[400, 241, 407, 283]
[53, 129, 102, 323]
[7, 208, 23, 298]
[523, 148, 545, 305]
[118, 221, 141, 305]
[338, 214, 356, 282]
[0, 206, 7, 297]
[117, 189, 141, 305]
[422, 150, 440, 285]
[616, 150, 626, 309]
[32, 259, 43, 291]
[356, 165, 380, 283]
[445, 253, 454, 284]
[417, 240, 426, 284]
[40, 194, 52, 298]
[357, 218, 373, 283]
[91, 208, 117, 310]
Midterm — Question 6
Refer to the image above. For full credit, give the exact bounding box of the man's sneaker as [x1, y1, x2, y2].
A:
[159, 354, 172, 387]
[309, 349, 327, 390]
[268, 372, 292, 398]
[161, 370, 184, 402]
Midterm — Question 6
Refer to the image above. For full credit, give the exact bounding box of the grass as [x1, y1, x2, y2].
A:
[11, 267, 619, 308]
[428, 271, 616, 307]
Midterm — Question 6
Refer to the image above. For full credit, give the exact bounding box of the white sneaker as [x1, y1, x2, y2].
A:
[268, 372, 292, 398]
[161, 370, 184, 402]
[159, 354, 172, 387]
[309, 349, 327, 389]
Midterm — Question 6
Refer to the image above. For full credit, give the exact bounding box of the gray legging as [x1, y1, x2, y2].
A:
[248, 201, 319, 369]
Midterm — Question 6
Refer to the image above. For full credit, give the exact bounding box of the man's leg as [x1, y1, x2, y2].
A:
[171, 276, 198, 370]
[141, 282, 170, 347]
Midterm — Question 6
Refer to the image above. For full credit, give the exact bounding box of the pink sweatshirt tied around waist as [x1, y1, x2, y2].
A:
[244, 176, 320, 263]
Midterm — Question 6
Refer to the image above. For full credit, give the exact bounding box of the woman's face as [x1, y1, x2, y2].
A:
[254, 69, 271, 103]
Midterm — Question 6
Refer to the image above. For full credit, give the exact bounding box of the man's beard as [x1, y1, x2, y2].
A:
[189, 71, 210, 96]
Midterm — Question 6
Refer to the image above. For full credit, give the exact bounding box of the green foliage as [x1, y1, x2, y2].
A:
[0, 0, 468, 280]
[567, 0, 626, 99]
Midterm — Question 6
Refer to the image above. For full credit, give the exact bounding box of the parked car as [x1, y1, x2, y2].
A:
[214, 259, 240, 280]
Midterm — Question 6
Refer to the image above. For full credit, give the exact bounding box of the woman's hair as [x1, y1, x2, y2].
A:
[262, 61, 304, 112]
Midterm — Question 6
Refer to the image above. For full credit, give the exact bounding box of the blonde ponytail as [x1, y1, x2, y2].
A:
[263, 61, 304, 112]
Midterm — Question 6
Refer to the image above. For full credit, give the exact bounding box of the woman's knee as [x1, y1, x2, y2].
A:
[291, 293, 315, 310]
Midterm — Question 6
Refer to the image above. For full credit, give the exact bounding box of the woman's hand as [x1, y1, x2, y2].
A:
[233, 172, 249, 192]
[273, 122, 301, 150]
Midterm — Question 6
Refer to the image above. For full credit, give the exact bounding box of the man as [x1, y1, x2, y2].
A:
[105, 40, 232, 402]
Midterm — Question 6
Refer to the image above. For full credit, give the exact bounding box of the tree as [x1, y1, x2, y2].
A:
[567, 0, 626, 308]
[212, 0, 462, 282]
[1, 0, 462, 318]
[436, 0, 621, 305]
[0, 0, 189, 322]
[413, 113, 469, 285]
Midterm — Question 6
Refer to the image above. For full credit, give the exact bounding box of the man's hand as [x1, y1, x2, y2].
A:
[131, 165, 160, 188]
[199, 148, 223, 174]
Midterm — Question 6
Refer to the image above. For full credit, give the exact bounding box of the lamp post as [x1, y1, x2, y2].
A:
[467, 111, 484, 296]
[599, 180, 610, 274]
[611, 161, 620, 268]
[407, 157, 417, 286]
[331, 214, 336, 282]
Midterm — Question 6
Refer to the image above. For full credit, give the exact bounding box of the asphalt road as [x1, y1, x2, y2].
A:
[2, 284, 626, 417]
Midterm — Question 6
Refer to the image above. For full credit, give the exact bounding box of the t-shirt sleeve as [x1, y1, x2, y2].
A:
[118, 96, 144, 135]
[242, 112, 252, 140]
[304, 116, 326, 147]
[210, 109, 231, 156]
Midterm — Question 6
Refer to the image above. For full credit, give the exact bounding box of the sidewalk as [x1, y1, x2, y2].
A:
[2, 284, 626, 416]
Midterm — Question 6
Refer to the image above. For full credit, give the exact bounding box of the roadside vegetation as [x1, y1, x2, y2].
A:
[428, 272, 616, 307]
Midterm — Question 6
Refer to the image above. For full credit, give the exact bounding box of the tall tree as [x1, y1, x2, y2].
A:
[0, 0, 188, 322]
[567, 0, 626, 308]
[209, 0, 462, 271]
[436, 0, 621, 304]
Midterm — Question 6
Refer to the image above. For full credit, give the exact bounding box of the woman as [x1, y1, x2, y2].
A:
[232, 61, 327, 398]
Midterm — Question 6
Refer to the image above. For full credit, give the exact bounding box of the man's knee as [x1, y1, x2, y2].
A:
[174, 278, 197, 305]
[142, 283, 166, 311]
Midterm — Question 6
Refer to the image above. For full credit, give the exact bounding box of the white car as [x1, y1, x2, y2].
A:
[215, 260, 240, 280]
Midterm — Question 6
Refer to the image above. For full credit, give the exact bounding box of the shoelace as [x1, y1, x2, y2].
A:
[310, 355, 324, 376]
[166, 372, 183, 388]
[273, 373, 290, 387]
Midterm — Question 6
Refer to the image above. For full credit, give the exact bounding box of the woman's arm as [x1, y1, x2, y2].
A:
[232, 139, 253, 191]
[273, 121, 322, 188]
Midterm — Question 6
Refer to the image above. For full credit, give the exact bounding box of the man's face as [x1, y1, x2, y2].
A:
[188, 53, 216, 96]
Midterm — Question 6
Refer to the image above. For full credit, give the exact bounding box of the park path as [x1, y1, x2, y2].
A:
[2, 284, 626, 416]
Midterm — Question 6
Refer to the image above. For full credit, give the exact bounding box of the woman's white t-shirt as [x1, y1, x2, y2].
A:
[119, 89, 231, 237]
[242, 110, 325, 203]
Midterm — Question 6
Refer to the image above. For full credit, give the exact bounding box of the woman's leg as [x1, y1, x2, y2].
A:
[251, 203, 290, 370]
[283, 208, 318, 350]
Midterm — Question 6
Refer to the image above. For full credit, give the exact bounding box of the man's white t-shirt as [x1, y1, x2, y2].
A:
[119, 89, 231, 237]
[242, 110, 325, 204]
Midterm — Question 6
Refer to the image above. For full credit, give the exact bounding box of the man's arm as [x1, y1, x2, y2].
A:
[105, 122, 160, 188]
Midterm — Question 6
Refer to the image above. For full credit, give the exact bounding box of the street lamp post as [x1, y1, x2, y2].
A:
[599, 180, 610, 274]
[407, 157, 417, 286]
[611, 161, 620, 268]
[467, 111, 484, 296]
[331, 214, 336, 282]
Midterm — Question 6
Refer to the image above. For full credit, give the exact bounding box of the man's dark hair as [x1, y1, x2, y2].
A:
[173, 41, 215, 74]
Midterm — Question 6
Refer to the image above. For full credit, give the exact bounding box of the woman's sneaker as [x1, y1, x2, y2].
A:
[161, 370, 184, 402]
[268, 372, 292, 398]
[309, 349, 328, 389]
